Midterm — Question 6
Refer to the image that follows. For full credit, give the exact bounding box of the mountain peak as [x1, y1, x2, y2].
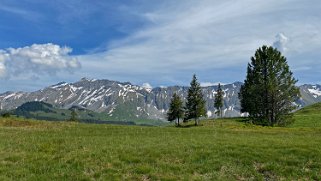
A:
[0, 78, 320, 121]
[80, 77, 97, 82]
[50, 81, 69, 89]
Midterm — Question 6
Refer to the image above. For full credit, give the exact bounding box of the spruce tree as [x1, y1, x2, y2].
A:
[167, 93, 184, 126]
[185, 74, 207, 126]
[239, 45, 300, 126]
[69, 109, 78, 122]
[214, 83, 224, 118]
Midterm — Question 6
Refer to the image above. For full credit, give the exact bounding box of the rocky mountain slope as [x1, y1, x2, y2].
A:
[297, 84, 321, 106]
[0, 78, 320, 121]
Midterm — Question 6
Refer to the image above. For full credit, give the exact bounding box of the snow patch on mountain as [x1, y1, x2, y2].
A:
[51, 82, 69, 89]
[0, 78, 320, 121]
[2, 92, 22, 100]
[308, 88, 321, 98]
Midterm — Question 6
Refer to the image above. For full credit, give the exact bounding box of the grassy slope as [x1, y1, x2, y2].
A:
[0, 105, 321, 180]
[291, 102, 321, 127]
[13, 105, 166, 126]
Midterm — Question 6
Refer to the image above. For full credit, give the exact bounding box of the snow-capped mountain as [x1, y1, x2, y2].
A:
[0, 78, 320, 121]
[298, 84, 321, 107]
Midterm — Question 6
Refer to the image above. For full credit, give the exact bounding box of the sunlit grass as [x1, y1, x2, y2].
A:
[1, 105, 321, 180]
[290, 102, 321, 128]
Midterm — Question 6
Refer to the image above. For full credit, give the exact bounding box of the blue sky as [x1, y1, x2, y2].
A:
[0, 0, 321, 92]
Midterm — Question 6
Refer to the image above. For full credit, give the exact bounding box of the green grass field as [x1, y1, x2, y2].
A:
[291, 102, 321, 128]
[1, 104, 321, 180]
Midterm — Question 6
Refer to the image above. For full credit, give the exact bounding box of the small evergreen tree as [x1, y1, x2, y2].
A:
[167, 93, 184, 126]
[239, 45, 300, 126]
[214, 83, 224, 118]
[185, 74, 207, 126]
[1, 112, 11, 118]
[69, 109, 78, 122]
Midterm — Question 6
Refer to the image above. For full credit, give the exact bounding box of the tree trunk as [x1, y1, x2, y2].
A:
[177, 117, 180, 127]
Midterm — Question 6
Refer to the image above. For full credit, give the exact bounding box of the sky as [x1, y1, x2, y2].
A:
[0, 0, 320, 92]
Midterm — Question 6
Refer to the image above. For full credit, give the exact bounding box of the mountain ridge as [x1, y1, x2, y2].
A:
[0, 78, 320, 121]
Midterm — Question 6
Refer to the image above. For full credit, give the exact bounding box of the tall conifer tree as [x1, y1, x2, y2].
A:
[69, 109, 78, 122]
[167, 93, 184, 126]
[214, 83, 224, 118]
[185, 74, 207, 126]
[239, 45, 300, 126]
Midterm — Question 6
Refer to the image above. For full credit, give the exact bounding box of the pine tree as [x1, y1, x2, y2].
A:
[214, 83, 224, 118]
[69, 109, 78, 122]
[185, 74, 207, 126]
[239, 45, 300, 126]
[167, 93, 184, 126]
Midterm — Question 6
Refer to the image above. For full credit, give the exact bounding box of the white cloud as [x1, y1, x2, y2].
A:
[0, 62, 6, 77]
[142, 82, 153, 89]
[0, 3, 42, 21]
[77, 0, 321, 86]
[2, 0, 321, 91]
[0, 43, 80, 78]
[200, 82, 225, 87]
[273, 33, 288, 53]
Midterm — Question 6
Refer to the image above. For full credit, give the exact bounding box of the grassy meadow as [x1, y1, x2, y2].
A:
[1, 104, 321, 180]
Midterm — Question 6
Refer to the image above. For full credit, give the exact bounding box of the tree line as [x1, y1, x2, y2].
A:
[168, 45, 300, 127]
[167, 74, 224, 126]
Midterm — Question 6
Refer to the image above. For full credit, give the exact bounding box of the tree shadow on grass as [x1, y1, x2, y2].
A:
[235, 117, 251, 123]
[175, 123, 204, 128]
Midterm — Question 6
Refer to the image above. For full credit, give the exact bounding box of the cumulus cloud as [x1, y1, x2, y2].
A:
[0, 43, 80, 78]
[200, 82, 225, 87]
[0, 60, 6, 77]
[1, 1, 321, 91]
[273, 33, 289, 53]
[79, 0, 321, 85]
[142, 82, 153, 89]
[71, 1, 321, 87]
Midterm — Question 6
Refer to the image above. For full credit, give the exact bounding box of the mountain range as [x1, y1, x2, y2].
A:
[0, 78, 320, 122]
